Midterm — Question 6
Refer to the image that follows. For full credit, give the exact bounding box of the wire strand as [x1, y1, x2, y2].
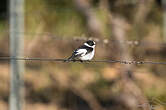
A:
[0, 57, 166, 65]
[1, 30, 166, 47]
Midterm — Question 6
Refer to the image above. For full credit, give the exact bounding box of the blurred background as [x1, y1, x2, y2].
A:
[0, 0, 166, 110]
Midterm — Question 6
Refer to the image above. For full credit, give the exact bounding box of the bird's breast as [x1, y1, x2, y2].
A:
[79, 50, 95, 60]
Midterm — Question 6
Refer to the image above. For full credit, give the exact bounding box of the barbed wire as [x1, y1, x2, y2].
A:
[3, 31, 166, 47]
[0, 57, 166, 65]
[138, 97, 166, 110]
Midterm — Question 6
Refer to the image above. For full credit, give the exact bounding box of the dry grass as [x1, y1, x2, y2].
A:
[0, 62, 165, 110]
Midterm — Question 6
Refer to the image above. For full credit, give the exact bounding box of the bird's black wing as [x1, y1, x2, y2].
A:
[67, 45, 93, 61]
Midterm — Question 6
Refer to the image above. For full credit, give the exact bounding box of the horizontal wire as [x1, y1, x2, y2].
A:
[0, 57, 166, 65]
[4, 31, 166, 47]
[0, 57, 65, 62]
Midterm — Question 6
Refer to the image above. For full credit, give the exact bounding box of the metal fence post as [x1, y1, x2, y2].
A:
[9, 0, 24, 110]
[163, 0, 166, 42]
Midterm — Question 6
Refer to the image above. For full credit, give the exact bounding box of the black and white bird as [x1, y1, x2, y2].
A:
[66, 40, 96, 62]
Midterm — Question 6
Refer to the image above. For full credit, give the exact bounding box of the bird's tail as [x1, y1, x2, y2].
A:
[65, 54, 75, 62]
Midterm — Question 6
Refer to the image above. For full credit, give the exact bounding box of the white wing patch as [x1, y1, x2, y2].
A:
[75, 49, 87, 56]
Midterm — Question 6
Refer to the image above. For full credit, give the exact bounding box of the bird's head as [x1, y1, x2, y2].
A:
[84, 40, 96, 48]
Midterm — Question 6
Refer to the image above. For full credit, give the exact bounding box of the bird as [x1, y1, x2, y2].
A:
[66, 40, 96, 62]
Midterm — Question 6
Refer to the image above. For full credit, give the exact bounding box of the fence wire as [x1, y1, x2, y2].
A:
[1, 31, 165, 47]
[0, 57, 166, 65]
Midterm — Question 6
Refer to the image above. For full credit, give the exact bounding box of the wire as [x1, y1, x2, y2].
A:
[0, 57, 65, 62]
[0, 30, 165, 46]
[0, 57, 166, 65]
[0, 31, 161, 47]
